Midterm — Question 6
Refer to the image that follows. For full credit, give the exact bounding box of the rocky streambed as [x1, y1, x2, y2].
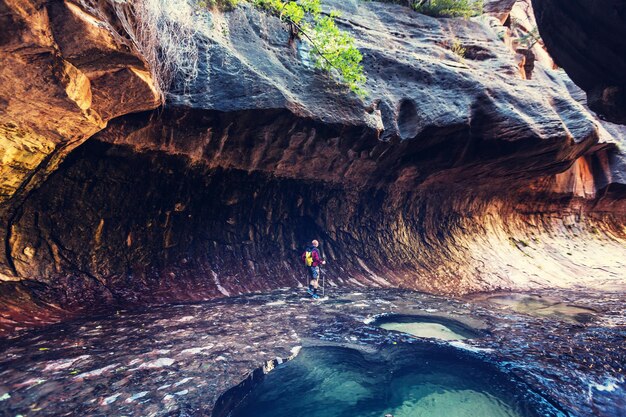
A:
[0, 287, 623, 417]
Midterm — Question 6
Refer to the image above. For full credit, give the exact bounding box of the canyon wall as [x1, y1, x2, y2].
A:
[532, 0, 626, 124]
[0, 0, 161, 206]
[1, 0, 625, 332]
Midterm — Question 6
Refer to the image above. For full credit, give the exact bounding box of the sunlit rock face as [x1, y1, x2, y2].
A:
[483, 0, 518, 22]
[0, 0, 161, 206]
[531, 0, 626, 124]
[1, 137, 624, 330]
[0, 0, 625, 329]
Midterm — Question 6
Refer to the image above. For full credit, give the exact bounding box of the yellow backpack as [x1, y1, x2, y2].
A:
[304, 250, 313, 267]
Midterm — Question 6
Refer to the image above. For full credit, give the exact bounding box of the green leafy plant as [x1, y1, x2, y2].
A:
[412, 0, 483, 18]
[251, 0, 366, 96]
[194, 0, 365, 95]
[509, 17, 543, 50]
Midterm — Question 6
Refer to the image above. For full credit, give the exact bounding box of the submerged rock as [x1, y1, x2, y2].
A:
[220, 344, 557, 417]
[373, 314, 486, 340]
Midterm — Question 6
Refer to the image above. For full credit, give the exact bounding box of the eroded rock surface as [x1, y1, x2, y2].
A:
[0, 0, 160, 206]
[0, 0, 625, 331]
[1, 138, 624, 333]
[125, 0, 604, 180]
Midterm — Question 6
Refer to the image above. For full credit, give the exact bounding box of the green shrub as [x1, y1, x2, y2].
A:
[510, 18, 542, 49]
[253, 0, 366, 96]
[196, 0, 366, 95]
[413, 0, 483, 18]
[309, 14, 366, 95]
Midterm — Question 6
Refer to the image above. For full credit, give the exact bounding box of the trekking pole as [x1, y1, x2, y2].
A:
[322, 267, 325, 298]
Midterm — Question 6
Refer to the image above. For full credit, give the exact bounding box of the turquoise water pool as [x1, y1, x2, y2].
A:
[221, 345, 562, 417]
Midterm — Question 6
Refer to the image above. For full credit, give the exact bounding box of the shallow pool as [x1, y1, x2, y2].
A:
[486, 294, 596, 323]
[374, 314, 483, 340]
[379, 321, 467, 340]
[218, 345, 562, 417]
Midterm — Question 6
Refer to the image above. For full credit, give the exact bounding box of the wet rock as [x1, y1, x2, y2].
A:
[125, 390, 149, 402]
[102, 393, 121, 405]
[0, 0, 624, 333]
[0, 139, 623, 331]
[0, 288, 623, 417]
[478, 293, 598, 324]
[137, 358, 175, 369]
[373, 313, 486, 340]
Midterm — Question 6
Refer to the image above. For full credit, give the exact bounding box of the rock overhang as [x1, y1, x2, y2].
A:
[167, 0, 602, 148]
[531, 0, 626, 125]
[0, 0, 625, 332]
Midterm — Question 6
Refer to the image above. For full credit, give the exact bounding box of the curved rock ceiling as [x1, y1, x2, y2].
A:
[0, 0, 624, 330]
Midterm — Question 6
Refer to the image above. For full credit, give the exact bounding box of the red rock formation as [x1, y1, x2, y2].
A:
[0, 0, 161, 205]
[0, 0, 624, 333]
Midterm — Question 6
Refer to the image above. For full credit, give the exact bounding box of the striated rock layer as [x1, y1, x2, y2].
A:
[0, 0, 625, 331]
[1, 136, 623, 333]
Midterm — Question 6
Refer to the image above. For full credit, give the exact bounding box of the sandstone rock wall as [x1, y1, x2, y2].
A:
[1, 136, 623, 333]
[0, 0, 161, 206]
[1, 0, 625, 332]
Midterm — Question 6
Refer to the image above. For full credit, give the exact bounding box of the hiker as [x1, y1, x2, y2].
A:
[301, 239, 326, 298]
